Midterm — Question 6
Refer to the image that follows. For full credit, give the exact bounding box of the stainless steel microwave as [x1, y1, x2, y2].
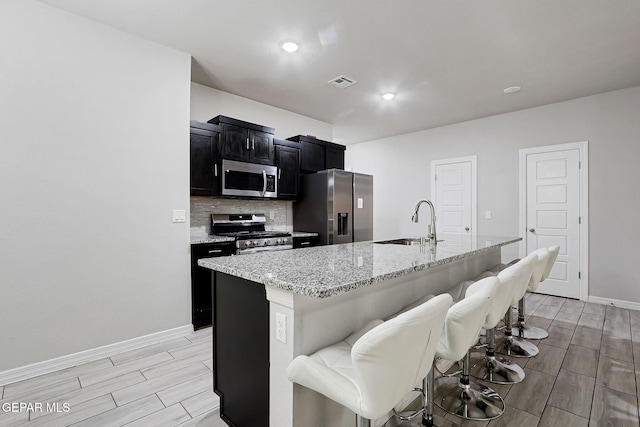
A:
[221, 159, 278, 198]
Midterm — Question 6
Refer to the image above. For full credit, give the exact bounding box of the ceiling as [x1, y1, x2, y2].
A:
[38, 0, 640, 144]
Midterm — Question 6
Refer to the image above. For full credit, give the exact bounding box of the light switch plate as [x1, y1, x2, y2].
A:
[485, 210, 492, 219]
[172, 209, 186, 223]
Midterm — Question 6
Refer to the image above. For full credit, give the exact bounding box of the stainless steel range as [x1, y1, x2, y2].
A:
[211, 213, 292, 255]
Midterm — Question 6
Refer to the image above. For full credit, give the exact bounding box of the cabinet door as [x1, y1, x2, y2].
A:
[190, 126, 220, 196]
[326, 146, 345, 170]
[276, 145, 299, 199]
[191, 242, 235, 330]
[249, 130, 275, 165]
[300, 140, 325, 172]
[220, 123, 249, 162]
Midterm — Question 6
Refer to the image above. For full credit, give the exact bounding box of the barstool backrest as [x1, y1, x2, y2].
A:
[482, 274, 515, 329]
[499, 252, 538, 305]
[528, 248, 550, 292]
[540, 245, 560, 282]
[435, 276, 499, 362]
[352, 293, 452, 419]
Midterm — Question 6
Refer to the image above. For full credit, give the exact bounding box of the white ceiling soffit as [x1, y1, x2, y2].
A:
[38, 0, 640, 144]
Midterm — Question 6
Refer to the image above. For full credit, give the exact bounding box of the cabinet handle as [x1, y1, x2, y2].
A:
[246, 137, 250, 150]
[208, 249, 222, 254]
[299, 241, 310, 246]
[214, 164, 218, 177]
[278, 169, 281, 179]
[252, 138, 255, 150]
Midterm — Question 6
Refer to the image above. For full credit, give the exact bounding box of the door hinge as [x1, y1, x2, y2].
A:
[578, 271, 581, 279]
[578, 161, 581, 169]
[578, 216, 581, 224]
[435, 174, 438, 181]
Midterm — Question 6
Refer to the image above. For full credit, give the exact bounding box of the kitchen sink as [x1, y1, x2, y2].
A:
[374, 237, 444, 245]
[374, 238, 423, 245]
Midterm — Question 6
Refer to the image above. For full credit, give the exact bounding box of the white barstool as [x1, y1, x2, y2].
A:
[470, 257, 535, 384]
[495, 249, 546, 358]
[512, 245, 560, 339]
[431, 277, 505, 422]
[286, 293, 452, 427]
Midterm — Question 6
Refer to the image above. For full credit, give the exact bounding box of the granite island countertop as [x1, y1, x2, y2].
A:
[198, 234, 520, 298]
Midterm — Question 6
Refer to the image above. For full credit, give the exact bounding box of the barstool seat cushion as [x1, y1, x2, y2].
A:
[286, 293, 452, 421]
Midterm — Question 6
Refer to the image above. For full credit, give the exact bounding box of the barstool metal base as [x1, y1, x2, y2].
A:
[513, 324, 549, 340]
[471, 354, 526, 384]
[494, 335, 539, 358]
[434, 376, 504, 421]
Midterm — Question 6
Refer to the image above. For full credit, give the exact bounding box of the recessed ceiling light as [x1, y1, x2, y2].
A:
[281, 42, 299, 53]
[382, 93, 395, 101]
[503, 86, 522, 94]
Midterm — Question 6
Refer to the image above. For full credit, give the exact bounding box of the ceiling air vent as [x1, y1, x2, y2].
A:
[328, 75, 358, 89]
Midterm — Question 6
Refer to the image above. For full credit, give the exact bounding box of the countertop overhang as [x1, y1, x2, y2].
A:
[198, 235, 521, 298]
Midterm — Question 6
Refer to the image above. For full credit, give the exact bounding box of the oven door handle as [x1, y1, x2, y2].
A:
[261, 170, 267, 196]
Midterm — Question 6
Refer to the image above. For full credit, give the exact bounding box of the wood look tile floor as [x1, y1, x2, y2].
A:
[1, 294, 639, 426]
[426, 293, 640, 427]
[0, 327, 226, 427]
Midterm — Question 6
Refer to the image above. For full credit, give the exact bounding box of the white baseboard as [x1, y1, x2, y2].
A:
[588, 296, 640, 311]
[0, 324, 194, 387]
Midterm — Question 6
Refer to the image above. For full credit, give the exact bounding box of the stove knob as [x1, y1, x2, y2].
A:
[263, 239, 271, 246]
[245, 240, 254, 247]
[275, 238, 282, 245]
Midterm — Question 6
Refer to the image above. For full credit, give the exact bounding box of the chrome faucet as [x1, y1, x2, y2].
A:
[412, 200, 437, 244]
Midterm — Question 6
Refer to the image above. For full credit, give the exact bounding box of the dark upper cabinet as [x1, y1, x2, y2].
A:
[275, 140, 300, 199]
[300, 139, 325, 172]
[190, 121, 221, 196]
[286, 135, 345, 173]
[325, 145, 345, 170]
[219, 123, 248, 161]
[209, 115, 275, 166]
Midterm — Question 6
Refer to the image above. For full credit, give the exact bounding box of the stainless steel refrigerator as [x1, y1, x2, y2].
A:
[293, 169, 373, 245]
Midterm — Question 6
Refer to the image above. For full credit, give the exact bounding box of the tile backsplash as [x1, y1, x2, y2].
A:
[190, 197, 292, 235]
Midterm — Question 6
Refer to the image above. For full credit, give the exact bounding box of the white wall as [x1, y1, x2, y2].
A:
[0, 0, 192, 372]
[190, 83, 333, 141]
[346, 86, 640, 304]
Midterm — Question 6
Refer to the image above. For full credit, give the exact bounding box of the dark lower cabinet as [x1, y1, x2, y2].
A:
[293, 235, 320, 248]
[214, 273, 269, 427]
[190, 242, 235, 329]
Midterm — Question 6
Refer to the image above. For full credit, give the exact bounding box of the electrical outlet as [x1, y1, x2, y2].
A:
[276, 312, 287, 343]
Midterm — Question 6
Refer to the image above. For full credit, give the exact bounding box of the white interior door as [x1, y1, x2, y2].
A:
[431, 156, 476, 235]
[524, 148, 581, 298]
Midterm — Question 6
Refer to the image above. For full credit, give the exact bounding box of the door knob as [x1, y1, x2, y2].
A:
[529, 228, 535, 233]
[464, 227, 470, 232]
